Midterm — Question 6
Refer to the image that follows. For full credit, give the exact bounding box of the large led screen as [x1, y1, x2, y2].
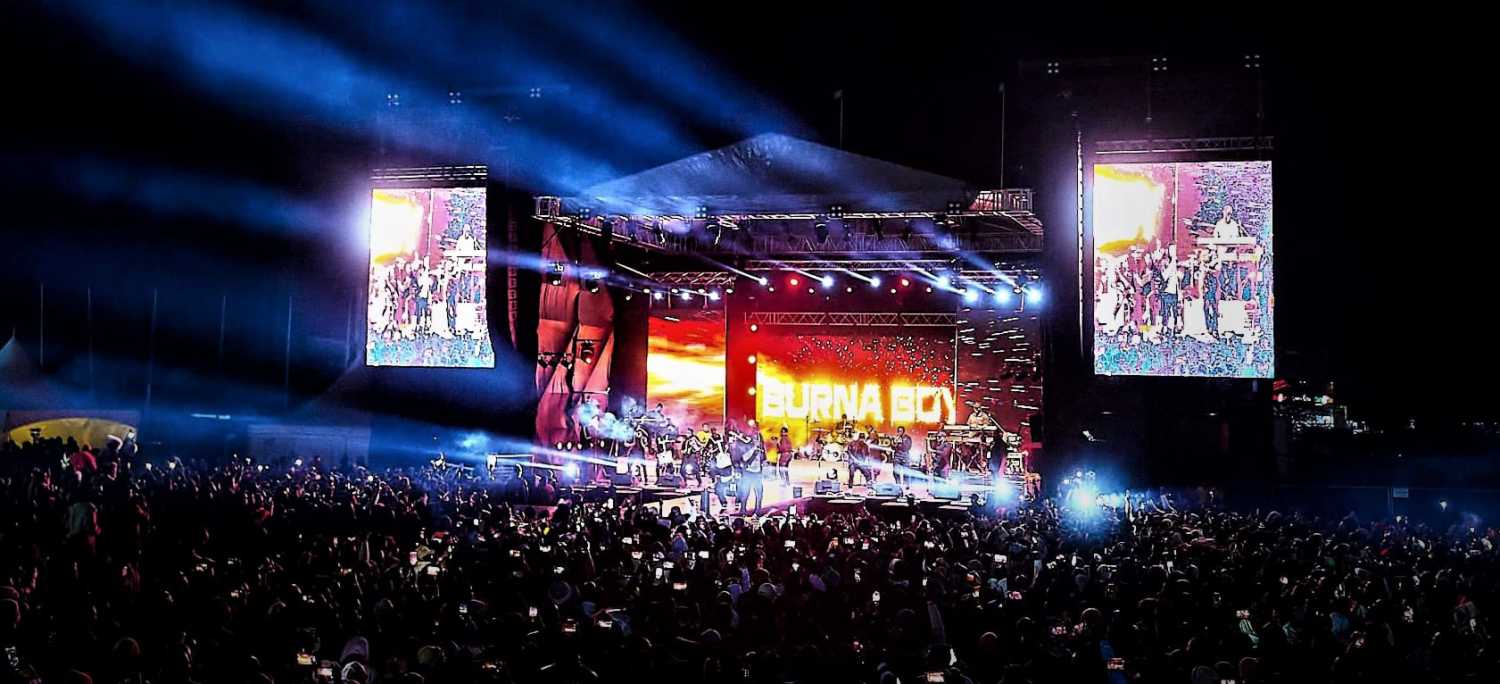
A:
[754, 329, 956, 448]
[646, 309, 726, 433]
[1092, 161, 1273, 377]
[366, 187, 493, 368]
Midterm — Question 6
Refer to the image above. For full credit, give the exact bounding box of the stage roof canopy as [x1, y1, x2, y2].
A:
[564, 133, 988, 217]
[540, 134, 1040, 256]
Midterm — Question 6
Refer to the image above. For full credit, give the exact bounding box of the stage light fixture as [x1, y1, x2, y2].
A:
[889, 288, 898, 294]
[846, 286, 854, 293]
[759, 276, 769, 286]
[936, 275, 952, 290]
[708, 290, 721, 301]
[789, 277, 800, 286]
[563, 463, 580, 479]
[870, 276, 881, 288]
[807, 287, 815, 294]
[749, 323, 759, 332]
[821, 275, 834, 289]
[748, 355, 757, 365]
[829, 203, 846, 218]
[680, 291, 692, 301]
[768, 286, 776, 292]
[652, 290, 664, 301]
[624, 292, 633, 301]
[725, 287, 734, 294]
[902, 219, 914, 241]
[1025, 286, 1044, 304]
[695, 206, 709, 220]
[995, 289, 1013, 305]
[962, 289, 979, 304]
[926, 286, 934, 293]
[748, 387, 757, 396]
[585, 278, 600, 293]
[814, 219, 830, 242]
[900, 278, 910, 287]
[579, 341, 596, 364]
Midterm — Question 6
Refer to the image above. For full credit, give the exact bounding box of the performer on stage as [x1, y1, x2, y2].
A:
[892, 426, 914, 486]
[737, 424, 767, 514]
[773, 426, 794, 485]
[1213, 204, 1243, 300]
[846, 432, 875, 488]
[929, 430, 953, 480]
[699, 425, 732, 514]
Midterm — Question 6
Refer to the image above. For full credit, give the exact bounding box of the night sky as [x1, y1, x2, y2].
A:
[2, 2, 1490, 423]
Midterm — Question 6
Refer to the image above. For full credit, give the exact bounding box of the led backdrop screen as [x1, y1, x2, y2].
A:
[366, 187, 494, 368]
[1092, 161, 1273, 378]
[753, 329, 956, 448]
[646, 309, 726, 432]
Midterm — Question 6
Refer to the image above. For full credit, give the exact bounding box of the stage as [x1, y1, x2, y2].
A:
[570, 457, 1023, 519]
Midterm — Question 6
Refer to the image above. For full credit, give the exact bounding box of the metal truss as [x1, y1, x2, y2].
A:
[372, 165, 488, 184]
[533, 189, 1043, 255]
[1095, 136, 1274, 155]
[646, 272, 738, 287]
[747, 311, 957, 328]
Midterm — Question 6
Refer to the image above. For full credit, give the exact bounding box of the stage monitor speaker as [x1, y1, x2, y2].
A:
[656, 474, 684, 489]
[792, 486, 804, 498]
[930, 483, 961, 500]
[873, 483, 904, 497]
[814, 480, 842, 496]
[609, 472, 637, 487]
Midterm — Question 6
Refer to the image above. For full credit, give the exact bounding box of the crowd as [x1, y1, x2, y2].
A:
[2, 438, 1497, 683]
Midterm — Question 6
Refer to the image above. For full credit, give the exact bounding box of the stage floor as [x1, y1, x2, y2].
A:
[594, 457, 1004, 517]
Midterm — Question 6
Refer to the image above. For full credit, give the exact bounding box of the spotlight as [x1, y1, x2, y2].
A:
[652, 291, 664, 301]
[624, 292, 633, 301]
[695, 206, 709, 220]
[747, 355, 757, 365]
[790, 277, 800, 287]
[900, 278, 910, 287]
[926, 286, 933, 293]
[579, 341, 596, 364]
[748, 386, 757, 396]
[708, 290, 721, 301]
[870, 276, 881, 288]
[749, 323, 759, 332]
[995, 289, 1013, 305]
[807, 288, 815, 294]
[555, 442, 564, 450]
[962, 289, 979, 304]
[563, 463, 580, 479]
[680, 291, 692, 301]
[889, 288, 898, 294]
[768, 286, 776, 292]
[846, 286, 854, 293]
[821, 276, 834, 289]
[759, 277, 769, 286]
[936, 275, 952, 290]
[1025, 286, 1044, 304]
